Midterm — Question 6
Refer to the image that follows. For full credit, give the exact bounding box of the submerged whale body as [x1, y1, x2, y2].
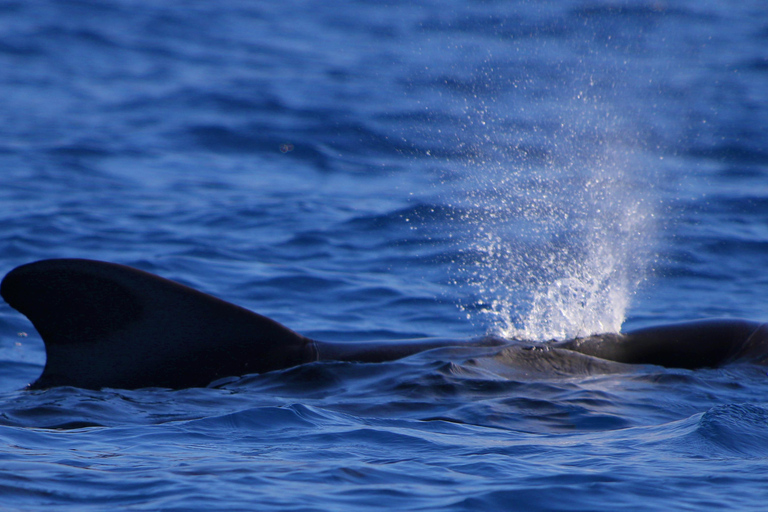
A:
[2, 259, 767, 390]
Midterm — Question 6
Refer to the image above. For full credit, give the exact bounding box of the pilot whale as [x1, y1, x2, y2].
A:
[2, 258, 767, 390]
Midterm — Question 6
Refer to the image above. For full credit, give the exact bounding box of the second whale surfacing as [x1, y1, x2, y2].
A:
[2, 258, 767, 390]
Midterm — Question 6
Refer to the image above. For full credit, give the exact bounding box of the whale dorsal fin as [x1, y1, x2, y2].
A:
[1, 259, 317, 389]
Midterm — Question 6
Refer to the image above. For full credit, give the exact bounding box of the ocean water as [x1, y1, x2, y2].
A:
[1, 0, 768, 510]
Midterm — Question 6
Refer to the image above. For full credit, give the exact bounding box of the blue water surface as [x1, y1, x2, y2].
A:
[2, 0, 768, 510]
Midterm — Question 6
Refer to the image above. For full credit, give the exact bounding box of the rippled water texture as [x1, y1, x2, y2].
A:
[1, 0, 768, 510]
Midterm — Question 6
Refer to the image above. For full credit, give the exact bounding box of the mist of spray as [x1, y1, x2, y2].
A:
[449, 109, 657, 341]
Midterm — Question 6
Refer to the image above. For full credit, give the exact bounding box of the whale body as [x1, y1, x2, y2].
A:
[2, 259, 767, 390]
